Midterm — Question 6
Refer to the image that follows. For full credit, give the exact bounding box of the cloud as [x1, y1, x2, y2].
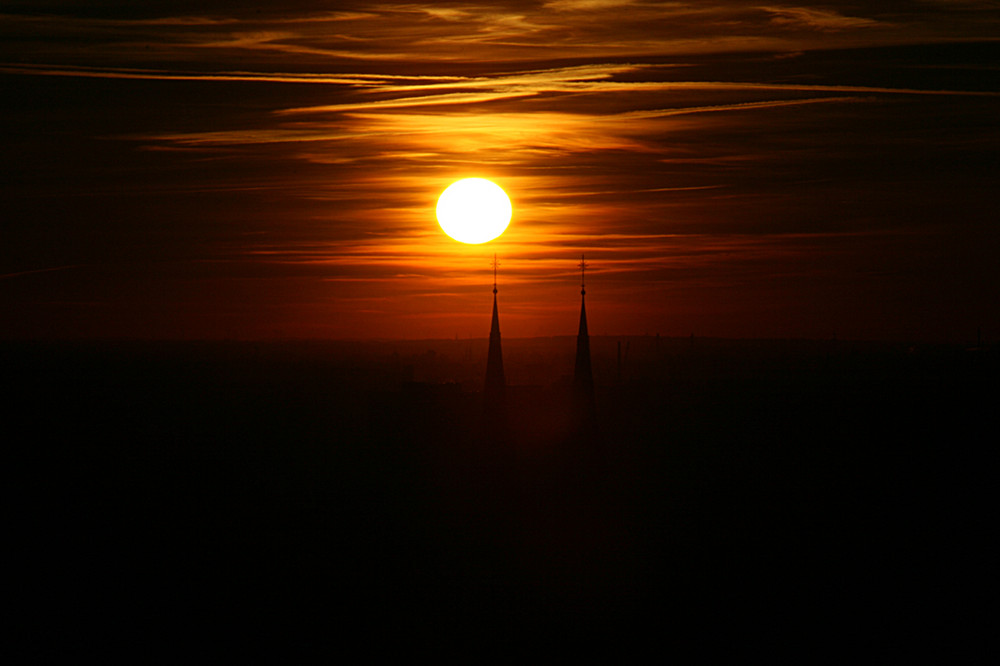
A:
[761, 6, 881, 31]
[543, 0, 638, 10]
[7, 59, 997, 101]
[0, 2, 910, 69]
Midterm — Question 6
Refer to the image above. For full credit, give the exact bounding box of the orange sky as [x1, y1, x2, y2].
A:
[2, 2, 999, 341]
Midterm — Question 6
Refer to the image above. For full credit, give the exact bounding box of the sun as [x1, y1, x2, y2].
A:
[436, 178, 512, 244]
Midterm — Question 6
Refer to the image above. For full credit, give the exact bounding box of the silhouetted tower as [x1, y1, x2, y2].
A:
[484, 254, 507, 411]
[573, 254, 596, 417]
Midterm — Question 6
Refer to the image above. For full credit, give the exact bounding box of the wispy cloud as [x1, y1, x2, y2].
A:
[7, 61, 996, 99]
[761, 6, 881, 32]
[544, 0, 638, 10]
[6, 1, 992, 70]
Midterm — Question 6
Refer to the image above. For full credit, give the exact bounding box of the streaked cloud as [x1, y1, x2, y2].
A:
[5, 1, 997, 69]
[761, 6, 881, 32]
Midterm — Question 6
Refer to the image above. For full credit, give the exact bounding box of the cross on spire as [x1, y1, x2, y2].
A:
[579, 253, 589, 296]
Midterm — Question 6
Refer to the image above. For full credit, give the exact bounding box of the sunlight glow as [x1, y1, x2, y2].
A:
[436, 178, 512, 244]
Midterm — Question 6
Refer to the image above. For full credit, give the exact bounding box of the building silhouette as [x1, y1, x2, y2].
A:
[483, 255, 507, 429]
[572, 254, 596, 420]
[477, 254, 598, 443]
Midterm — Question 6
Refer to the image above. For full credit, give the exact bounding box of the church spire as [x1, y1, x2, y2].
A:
[484, 254, 506, 407]
[573, 254, 595, 416]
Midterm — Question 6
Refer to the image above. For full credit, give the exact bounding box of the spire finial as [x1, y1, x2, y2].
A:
[492, 253, 500, 294]
[579, 253, 588, 296]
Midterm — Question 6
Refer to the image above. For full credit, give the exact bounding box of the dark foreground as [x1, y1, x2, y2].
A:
[5, 338, 996, 657]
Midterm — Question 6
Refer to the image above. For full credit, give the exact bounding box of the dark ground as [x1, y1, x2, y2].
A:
[5, 337, 996, 657]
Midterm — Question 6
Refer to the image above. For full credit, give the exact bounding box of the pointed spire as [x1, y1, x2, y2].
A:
[573, 254, 595, 417]
[484, 254, 506, 407]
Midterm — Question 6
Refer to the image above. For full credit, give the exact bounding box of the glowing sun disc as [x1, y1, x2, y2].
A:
[436, 178, 512, 244]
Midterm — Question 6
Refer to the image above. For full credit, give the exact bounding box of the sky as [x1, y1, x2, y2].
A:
[2, 1, 999, 341]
